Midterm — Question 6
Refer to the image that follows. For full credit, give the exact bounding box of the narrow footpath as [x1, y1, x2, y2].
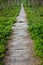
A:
[4, 6, 40, 65]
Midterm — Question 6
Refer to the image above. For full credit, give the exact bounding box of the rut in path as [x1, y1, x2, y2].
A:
[4, 6, 40, 65]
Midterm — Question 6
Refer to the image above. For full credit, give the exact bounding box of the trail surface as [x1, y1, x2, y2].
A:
[4, 6, 39, 65]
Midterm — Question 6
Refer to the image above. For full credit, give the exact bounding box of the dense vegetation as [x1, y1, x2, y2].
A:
[0, 0, 20, 65]
[24, 5, 43, 65]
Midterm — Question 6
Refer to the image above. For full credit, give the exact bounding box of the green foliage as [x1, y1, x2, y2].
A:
[0, 62, 3, 65]
[39, 7, 43, 17]
[0, 3, 20, 65]
[25, 6, 43, 65]
[0, 44, 5, 59]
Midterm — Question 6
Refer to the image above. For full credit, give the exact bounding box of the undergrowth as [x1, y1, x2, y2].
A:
[0, 5, 20, 65]
[24, 5, 43, 65]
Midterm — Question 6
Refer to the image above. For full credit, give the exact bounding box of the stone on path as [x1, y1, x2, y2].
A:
[4, 6, 40, 65]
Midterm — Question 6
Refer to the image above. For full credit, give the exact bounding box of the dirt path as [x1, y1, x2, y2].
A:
[4, 6, 40, 65]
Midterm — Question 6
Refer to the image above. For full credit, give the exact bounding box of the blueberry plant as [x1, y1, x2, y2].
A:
[0, 0, 20, 65]
[24, 1, 43, 65]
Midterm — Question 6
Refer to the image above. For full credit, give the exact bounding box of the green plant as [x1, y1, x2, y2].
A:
[0, 4, 20, 65]
[24, 6, 43, 65]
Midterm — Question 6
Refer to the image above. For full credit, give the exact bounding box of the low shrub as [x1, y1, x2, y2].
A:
[25, 6, 43, 65]
[0, 5, 20, 65]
